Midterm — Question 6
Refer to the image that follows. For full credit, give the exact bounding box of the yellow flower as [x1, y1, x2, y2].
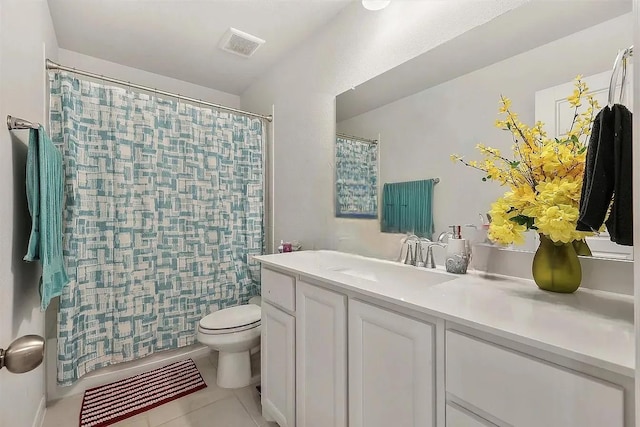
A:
[487, 198, 527, 245]
[495, 119, 507, 129]
[567, 89, 582, 107]
[510, 185, 536, 206]
[451, 76, 596, 245]
[535, 204, 579, 243]
[498, 96, 512, 113]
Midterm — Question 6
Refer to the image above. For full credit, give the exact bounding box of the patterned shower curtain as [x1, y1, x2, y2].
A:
[49, 73, 264, 386]
[335, 136, 378, 218]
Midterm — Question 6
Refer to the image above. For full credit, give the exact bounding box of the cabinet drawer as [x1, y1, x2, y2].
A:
[446, 404, 493, 427]
[262, 267, 296, 312]
[445, 331, 624, 427]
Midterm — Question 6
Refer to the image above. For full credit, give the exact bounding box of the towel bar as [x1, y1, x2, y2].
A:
[7, 115, 39, 130]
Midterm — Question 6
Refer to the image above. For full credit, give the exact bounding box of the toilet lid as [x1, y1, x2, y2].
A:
[199, 304, 261, 330]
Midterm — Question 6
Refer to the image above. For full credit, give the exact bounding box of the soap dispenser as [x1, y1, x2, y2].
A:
[445, 225, 470, 274]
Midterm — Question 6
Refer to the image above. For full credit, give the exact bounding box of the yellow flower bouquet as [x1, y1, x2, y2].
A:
[452, 77, 598, 245]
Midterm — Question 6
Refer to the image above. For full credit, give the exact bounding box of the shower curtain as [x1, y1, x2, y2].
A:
[335, 135, 378, 218]
[49, 73, 264, 386]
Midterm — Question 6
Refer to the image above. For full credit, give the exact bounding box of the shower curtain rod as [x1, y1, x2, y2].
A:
[336, 132, 378, 144]
[45, 59, 273, 122]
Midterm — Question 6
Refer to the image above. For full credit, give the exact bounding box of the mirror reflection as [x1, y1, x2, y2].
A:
[335, 0, 633, 261]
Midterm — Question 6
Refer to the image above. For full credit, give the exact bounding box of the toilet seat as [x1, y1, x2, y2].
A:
[199, 304, 261, 335]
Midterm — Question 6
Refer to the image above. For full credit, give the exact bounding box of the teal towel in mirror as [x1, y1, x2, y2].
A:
[381, 179, 435, 239]
[24, 126, 69, 310]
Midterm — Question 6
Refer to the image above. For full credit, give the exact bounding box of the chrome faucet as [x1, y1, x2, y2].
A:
[397, 234, 419, 263]
[437, 231, 453, 244]
[415, 237, 433, 267]
[425, 242, 446, 268]
[403, 242, 415, 265]
[398, 235, 432, 266]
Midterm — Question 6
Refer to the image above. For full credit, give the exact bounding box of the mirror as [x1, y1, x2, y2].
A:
[335, 1, 634, 261]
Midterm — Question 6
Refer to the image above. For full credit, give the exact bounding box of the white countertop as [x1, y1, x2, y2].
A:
[255, 250, 634, 377]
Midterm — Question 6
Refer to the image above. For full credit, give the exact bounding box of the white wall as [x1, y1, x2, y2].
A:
[0, 1, 58, 426]
[337, 13, 634, 261]
[58, 49, 241, 108]
[240, 0, 528, 252]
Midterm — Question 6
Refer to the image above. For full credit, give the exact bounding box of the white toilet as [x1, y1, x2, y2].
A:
[197, 296, 261, 389]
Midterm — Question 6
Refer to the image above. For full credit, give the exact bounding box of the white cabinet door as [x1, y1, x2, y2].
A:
[296, 281, 347, 427]
[262, 301, 295, 427]
[349, 299, 435, 427]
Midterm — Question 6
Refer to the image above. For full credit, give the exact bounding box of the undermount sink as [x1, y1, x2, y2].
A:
[325, 254, 456, 286]
[329, 267, 379, 281]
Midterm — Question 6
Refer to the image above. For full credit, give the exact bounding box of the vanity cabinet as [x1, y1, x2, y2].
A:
[349, 300, 435, 427]
[259, 262, 631, 427]
[296, 281, 347, 427]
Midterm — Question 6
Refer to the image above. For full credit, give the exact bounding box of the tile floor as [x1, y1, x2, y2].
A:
[42, 354, 278, 427]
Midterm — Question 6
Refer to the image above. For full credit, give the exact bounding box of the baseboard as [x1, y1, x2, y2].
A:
[32, 396, 46, 427]
[262, 399, 284, 425]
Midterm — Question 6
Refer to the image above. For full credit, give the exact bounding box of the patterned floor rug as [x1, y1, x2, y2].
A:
[79, 358, 207, 426]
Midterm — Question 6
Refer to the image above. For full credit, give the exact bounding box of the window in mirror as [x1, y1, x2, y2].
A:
[335, 134, 378, 218]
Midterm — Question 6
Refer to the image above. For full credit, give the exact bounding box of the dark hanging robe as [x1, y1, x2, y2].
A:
[576, 104, 633, 245]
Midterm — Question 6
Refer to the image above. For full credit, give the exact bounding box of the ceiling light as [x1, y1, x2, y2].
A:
[361, 0, 391, 11]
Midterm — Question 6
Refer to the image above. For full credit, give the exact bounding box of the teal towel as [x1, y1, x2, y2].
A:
[381, 179, 435, 239]
[25, 126, 69, 310]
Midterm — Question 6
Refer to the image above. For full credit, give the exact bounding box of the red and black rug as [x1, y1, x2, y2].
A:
[79, 358, 207, 427]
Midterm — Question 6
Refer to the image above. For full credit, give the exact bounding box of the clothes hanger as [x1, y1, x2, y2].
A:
[608, 45, 633, 107]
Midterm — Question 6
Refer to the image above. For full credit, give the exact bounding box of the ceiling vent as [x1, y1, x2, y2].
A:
[219, 28, 265, 58]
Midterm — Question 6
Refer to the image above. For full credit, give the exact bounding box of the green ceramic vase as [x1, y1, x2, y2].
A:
[572, 239, 592, 256]
[532, 234, 582, 293]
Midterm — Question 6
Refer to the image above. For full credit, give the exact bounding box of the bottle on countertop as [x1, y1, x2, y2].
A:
[446, 225, 470, 274]
[278, 240, 284, 253]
